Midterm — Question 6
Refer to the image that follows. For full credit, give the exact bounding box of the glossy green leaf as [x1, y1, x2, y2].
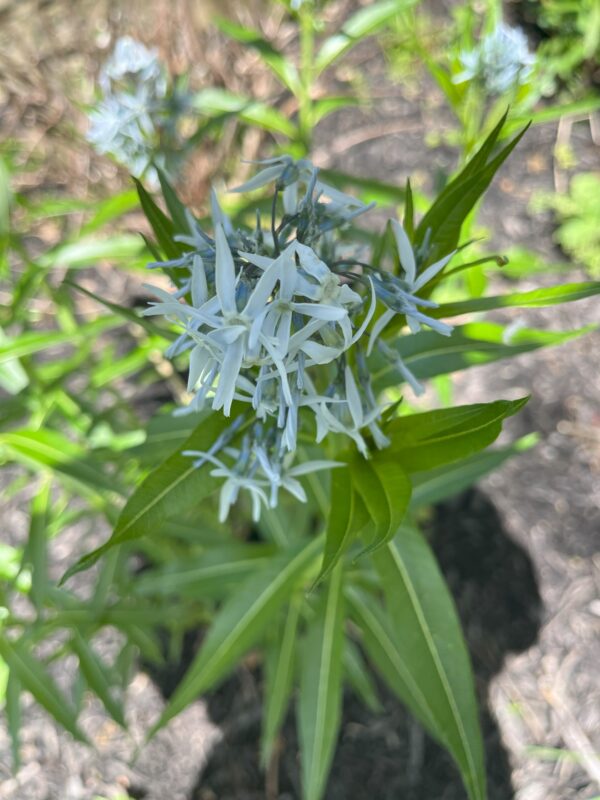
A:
[0, 637, 87, 743]
[410, 434, 537, 508]
[431, 281, 600, 319]
[298, 563, 345, 800]
[262, 598, 301, 765]
[153, 537, 322, 733]
[385, 397, 528, 472]
[61, 414, 233, 581]
[133, 178, 181, 260]
[316, 0, 417, 72]
[372, 321, 596, 389]
[70, 632, 126, 728]
[415, 121, 529, 259]
[371, 531, 486, 800]
[316, 467, 357, 585]
[350, 452, 412, 556]
[157, 169, 189, 235]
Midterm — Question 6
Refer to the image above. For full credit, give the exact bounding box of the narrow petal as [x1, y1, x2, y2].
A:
[191, 254, 208, 307]
[412, 251, 454, 292]
[292, 302, 347, 321]
[391, 219, 416, 284]
[367, 307, 395, 355]
[345, 366, 364, 428]
[215, 223, 237, 313]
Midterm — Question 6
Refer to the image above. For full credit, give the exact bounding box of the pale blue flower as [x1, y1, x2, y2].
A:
[454, 23, 536, 95]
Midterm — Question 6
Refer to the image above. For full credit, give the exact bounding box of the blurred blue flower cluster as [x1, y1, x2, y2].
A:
[87, 37, 188, 184]
[454, 22, 536, 95]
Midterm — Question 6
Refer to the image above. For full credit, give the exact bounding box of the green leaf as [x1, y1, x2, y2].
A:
[350, 452, 412, 557]
[214, 17, 300, 93]
[262, 598, 301, 765]
[316, 466, 358, 585]
[385, 398, 528, 472]
[404, 178, 414, 239]
[312, 95, 360, 124]
[5, 672, 21, 769]
[0, 429, 123, 497]
[415, 121, 529, 259]
[430, 281, 600, 319]
[192, 88, 298, 138]
[70, 632, 126, 728]
[372, 321, 596, 389]
[37, 235, 144, 270]
[132, 543, 274, 598]
[410, 434, 538, 508]
[153, 537, 322, 733]
[80, 189, 139, 234]
[316, 0, 417, 73]
[0, 637, 87, 743]
[298, 562, 345, 800]
[371, 531, 486, 800]
[24, 480, 51, 611]
[133, 178, 181, 260]
[61, 414, 233, 581]
[0, 315, 122, 364]
[343, 638, 382, 713]
[65, 280, 171, 339]
[157, 169, 189, 235]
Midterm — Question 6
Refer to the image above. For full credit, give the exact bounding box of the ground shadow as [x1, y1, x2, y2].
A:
[150, 488, 542, 800]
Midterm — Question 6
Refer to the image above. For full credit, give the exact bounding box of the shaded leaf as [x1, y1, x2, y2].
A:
[0, 637, 87, 743]
[153, 536, 323, 733]
[298, 563, 345, 800]
[371, 531, 486, 800]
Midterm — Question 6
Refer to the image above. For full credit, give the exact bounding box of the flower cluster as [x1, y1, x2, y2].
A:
[454, 22, 536, 96]
[144, 157, 454, 520]
[88, 37, 190, 184]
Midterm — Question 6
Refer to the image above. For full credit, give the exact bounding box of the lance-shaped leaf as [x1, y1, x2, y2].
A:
[410, 434, 537, 509]
[350, 452, 412, 557]
[315, 465, 370, 586]
[133, 178, 181, 260]
[316, 0, 417, 73]
[61, 414, 232, 581]
[372, 321, 596, 390]
[261, 598, 301, 765]
[415, 118, 529, 260]
[370, 531, 486, 800]
[0, 429, 123, 498]
[192, 88, 298, 138]
[343, 638, 382, 713]
[5, 672, 21, 769]
[214, 17, 300, 93]
[385, 397, 528, 472]
[0, 637, 87, 744]
[298, 562, 345, 800]
[430, 281, 600, 318]
[70, 632, 126, 728]
[151, 537, 322, 734]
